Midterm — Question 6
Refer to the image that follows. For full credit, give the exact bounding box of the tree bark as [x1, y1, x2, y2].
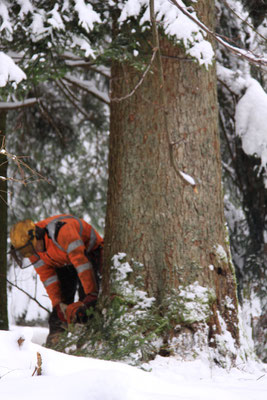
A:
[104, 0, 239, 353]
[0, 111, 9, 330]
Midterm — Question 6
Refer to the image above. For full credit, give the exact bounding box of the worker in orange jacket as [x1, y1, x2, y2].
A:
[10, 214, 103, 343]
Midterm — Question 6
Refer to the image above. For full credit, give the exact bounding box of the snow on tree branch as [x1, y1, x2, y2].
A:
[118, 0, 214, 68]
[74, 0, 101, 32]
[0, 52, 26, 87]
[170, 0, 267, 68]
[0, 0, 102, 88]
[63, 75, 110, 105]
[0, 98, 37, 110]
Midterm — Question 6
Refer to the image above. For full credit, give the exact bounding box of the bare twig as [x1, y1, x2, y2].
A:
[37, 99, 64, 140]
[55, 79, 95, 121]
[217, 78, 240, 99]
[0, 192, 8, 205]
[1, 141, 49, 185]
[221, 0, 266, 43]
[0, 368, 20, 380]
[2, 136, 44, 185]
[6, 278, 50, 313]
[111, 47, 158, 102]
[58, 78, 80, 102]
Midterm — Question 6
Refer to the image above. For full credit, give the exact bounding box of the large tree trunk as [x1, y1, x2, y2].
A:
[0, 111, 9, 330]
[104, 0, 239, 356]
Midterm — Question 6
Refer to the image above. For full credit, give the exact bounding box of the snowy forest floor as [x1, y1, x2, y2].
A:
[0, 327, 266, 400]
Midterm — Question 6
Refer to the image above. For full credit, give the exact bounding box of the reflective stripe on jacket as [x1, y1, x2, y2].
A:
[32, 214, 103, 307]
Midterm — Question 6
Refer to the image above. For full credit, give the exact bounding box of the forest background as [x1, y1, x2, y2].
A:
[0, 0, 267, 367]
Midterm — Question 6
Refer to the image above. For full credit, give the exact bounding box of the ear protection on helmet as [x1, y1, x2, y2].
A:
[9, 220, 40, 268]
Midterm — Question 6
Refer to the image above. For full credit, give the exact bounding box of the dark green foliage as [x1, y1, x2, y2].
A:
[48, 255, 170, 364]
[48, 256, 216, 364]
[50, 297, 168, 365]
[7, 76, 109, 231]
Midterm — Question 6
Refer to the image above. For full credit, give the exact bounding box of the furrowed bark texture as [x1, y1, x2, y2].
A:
[104, 0, 239, 344]
[0, 111, 9, 330]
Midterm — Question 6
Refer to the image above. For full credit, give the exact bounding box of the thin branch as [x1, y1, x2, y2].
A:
[55, 79, 95, 121]
[58, 78, 80, 103]
[0, 192, 7, 205]
[0, 98, 38, 110]
[1, 136, 49, 185]
[63, 76, 110, 105]
[111, 47, 158, 102]
[65, 60, 111, 79]
[257, 374, 266, 381]
[221, 0, 266, 43]
[37, 99, 64, 140]
[170, 0, 267, 68]
[217, 77, 240, 99]
[219, 111, 246, 198]
[6, 278, 50, 313]
[219, 110, 236, 163]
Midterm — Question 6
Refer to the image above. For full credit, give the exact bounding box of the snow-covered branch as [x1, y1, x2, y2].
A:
[170, 0, 267, 68]
[0, 52, 26, 87]
[63, 76, 110, 105]
[0, 98, 38, 110]
[221, 0, 266, 43]
[55, 79, 95, 121]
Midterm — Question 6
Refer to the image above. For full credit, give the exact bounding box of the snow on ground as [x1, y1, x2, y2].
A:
[0, 328, 266, 400]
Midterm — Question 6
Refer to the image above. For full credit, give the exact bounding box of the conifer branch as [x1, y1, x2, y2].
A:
[37, 99, 64, 140]
[170, 0, 267, 68]
[63, 76, 110, 105]
[55, 79, 95, 121]
[0, 98, 38, 110]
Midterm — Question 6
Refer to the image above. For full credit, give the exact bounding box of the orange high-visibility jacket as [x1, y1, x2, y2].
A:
[31, 214, 103, 307]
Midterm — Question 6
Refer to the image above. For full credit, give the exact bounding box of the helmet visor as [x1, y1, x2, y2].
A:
[10, 241, 37, 269]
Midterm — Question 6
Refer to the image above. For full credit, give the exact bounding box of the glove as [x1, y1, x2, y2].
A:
[83, 293, 98, 309]
[54, 302, 68, 322]
[74, 293, 98, 324]
[73, 293, 97, 324]
[66, 301, 84, 324]
[75, 305, 90, 324]
[65, 294, 98, 324]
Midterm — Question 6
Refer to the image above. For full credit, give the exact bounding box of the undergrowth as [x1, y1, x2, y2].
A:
[50, 254, 217, 365]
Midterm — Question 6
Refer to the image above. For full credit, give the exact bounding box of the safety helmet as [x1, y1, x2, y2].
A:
[10, 220, 37, 268]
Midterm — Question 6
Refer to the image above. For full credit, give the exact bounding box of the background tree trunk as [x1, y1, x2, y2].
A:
[0, 111, 9, 330]
[104, 0, 239, 352]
